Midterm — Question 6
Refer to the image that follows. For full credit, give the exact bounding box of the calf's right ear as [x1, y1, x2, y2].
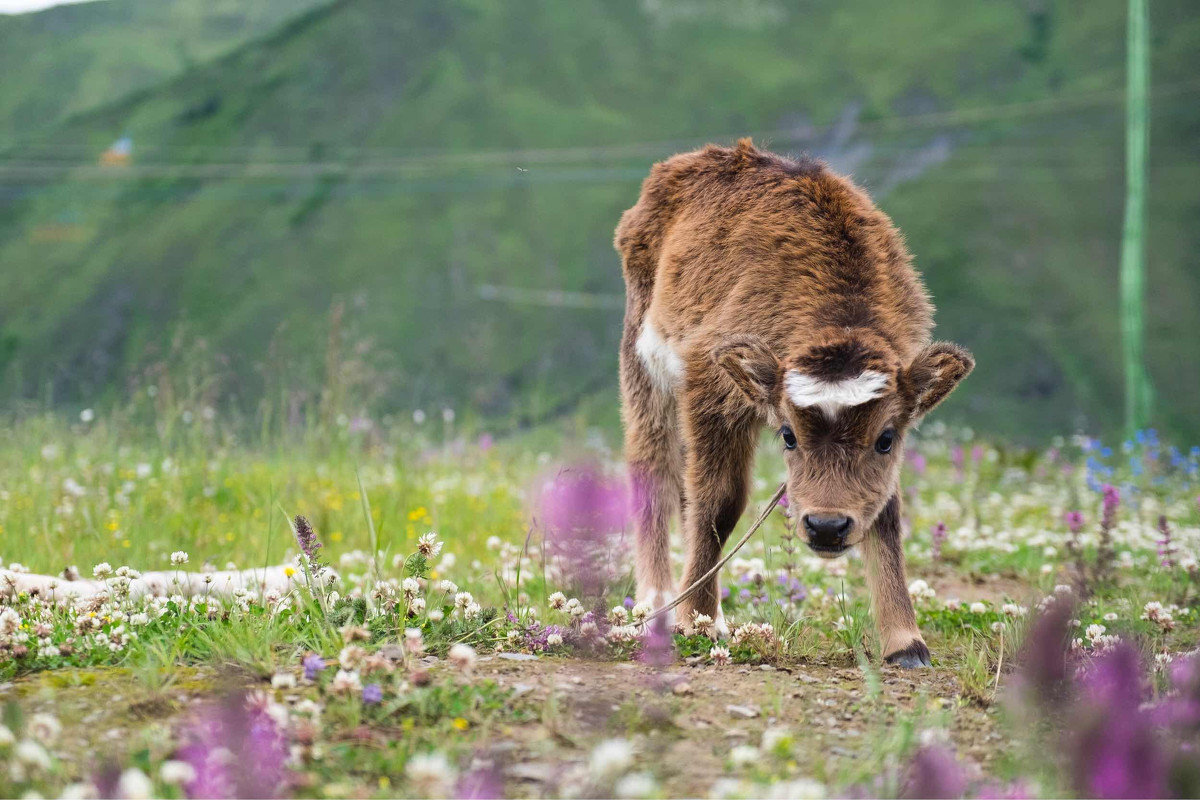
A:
[712, 335, 782, 409]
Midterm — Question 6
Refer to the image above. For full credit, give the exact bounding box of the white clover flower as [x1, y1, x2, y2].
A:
[454, 591, 474, 610]
[991, 621, 1005, 633]
[729, 744, 759, 767]
[448, 643, 477, 671]
[428, 609, 445, 622]
[548, 591, 567, 610]
[0, 607, 21, 635]
[405, 628, 425, 655]
[691, 613, 715, 637]
[546, 633, 563, 647]
[437, 580, 458, 594]
[463, 601, 482, 620]
[129, 612, 149, 626]
[117, 768, 154, 799]
[170, 551, 189, 566]
[406, 751, 457, 796]
[27, 714, 60, 745]
[408, 597, 427, 616]
[1104, 612, 1119, 622]
[1085, 624, 1107, 641]
[630, 600, 652, 624]
[567, 599, 587, 619]
[609, 606, 630, 625]
[969, 602, 987, 614]
[338, 645, 367, 670]
[907, 579, 936, 601]
[615, 771, 658, 799]
[402, 578, 421, 599]
[92, 563, 113, 579]
[710, 645, 731, 665]
[79, 408, 95, 423]
[271, 672, 297, 690]
[330, 669, 362, 695]
[589, 738, 634, 779]
[160, 760, 196, 786]
[417, 532, 443, 558]
[58, 782, 98, 799]
[15, 739, 51, 770]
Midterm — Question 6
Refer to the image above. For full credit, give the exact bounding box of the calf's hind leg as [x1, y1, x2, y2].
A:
[620, 330, 684, 622]
[863, 493, 931, 667]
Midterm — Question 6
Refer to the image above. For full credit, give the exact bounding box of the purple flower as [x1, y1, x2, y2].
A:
[477, 433, 494, 451]
[537, 464, 629, 595]
[1072, 643, 1166, 799]
[1063, 511, 1085, 534]
[909, 451, 927, 476]
[176, 692, 288, 798]
[777, 493, 789, 508]
[638, 615, 675, 668]
[901, 744, 966, 799]
[1101, 484, 1120, 518]
[931, 522, 948, 560]
[362, 683, 383, 704]
[302, 653, 326, 681]
[292, 515, 322, 561]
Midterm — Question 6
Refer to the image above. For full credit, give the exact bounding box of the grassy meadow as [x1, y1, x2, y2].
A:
[1, 393, 1198, 798]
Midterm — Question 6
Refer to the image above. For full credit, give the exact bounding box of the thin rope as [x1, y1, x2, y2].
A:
[644, 482, 786, 626]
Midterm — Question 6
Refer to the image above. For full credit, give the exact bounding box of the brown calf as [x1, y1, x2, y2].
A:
[615, 139, 973, 668]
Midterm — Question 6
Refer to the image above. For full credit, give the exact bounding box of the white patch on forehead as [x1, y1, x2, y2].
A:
[784, 369, 889, 418]
[636, 322, 684, 392]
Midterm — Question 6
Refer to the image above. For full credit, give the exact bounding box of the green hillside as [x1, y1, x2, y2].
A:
[1, 0, 1198, 439]
[0, 0, 329, 143]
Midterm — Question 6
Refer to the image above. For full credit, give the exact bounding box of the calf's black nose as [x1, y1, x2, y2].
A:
[803, 513, 852, 547]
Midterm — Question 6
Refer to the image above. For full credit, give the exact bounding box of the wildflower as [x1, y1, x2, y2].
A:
[589, 738, 634, 779]
[117, 768, 154, 799]
[406, 751, 457, 797]
[1141, 601, 1176, 631]
[0, 607, 20, 635]
[338, 645, 367, 670]
[340, 624, 370, 643]
[901, 744, 966, 799]
[1156, 515, 1176, 568]
[403, 577, 422, 599]
[417, 532, 443, 558]
[28, 713, 60, 745]
[548, 591, 567, 610]
[170, 551, 189, 565]
[302, 653, 326, 681]
[761, 726, 793, 755]
[0, 724, 13, 746]
[293, 514, 322, 561]
[907, 579, 936, 601]
[362, 684, 383, 704]
[159, 760, 197, 786]
[710, 646, 731, 665]
[448, 643, 477, 671]
[609, 605, 630, 625]
[614, 771, 658, 799]
[270, 673, 296, 690]
[15, 739, 51, 770]
[437, 579, 458, 594]
[92, 562, 113, 579]
[330, 669, 362, 695]
[1064, 511, 1085, 533]
[405, 628, 425, 655]
[409, 596, 427, 616]
[80, 408, 95, 423]
[629, 600, 652, 624]
[930, 522, 947, 559]
[454, 591, 474, 610]
[969, 602, 987, 614]
[546, 633, 563, 647]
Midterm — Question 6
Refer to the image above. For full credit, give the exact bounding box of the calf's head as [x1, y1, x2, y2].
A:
[715, 335, 973, 557]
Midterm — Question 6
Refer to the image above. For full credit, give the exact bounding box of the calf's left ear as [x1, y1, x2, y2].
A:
[904, 342, 974, 419]
[712, 334, 782, 409]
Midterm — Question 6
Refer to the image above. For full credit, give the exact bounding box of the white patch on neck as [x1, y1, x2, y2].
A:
[636, 322, 684, 392]
[784, 369, 889, 417]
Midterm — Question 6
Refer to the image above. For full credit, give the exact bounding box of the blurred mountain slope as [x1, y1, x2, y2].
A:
[0, 0, 330, 142]
[1, 0, 1198, 439]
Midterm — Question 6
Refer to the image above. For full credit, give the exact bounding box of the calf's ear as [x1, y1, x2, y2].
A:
[713, 335, 782, 409]
[905, 342, 974, 419]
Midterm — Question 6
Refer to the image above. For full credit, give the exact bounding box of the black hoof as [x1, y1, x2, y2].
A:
[885, 640, 932, 669]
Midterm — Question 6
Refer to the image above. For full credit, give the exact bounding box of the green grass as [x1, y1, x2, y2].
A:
[0, 400, 1197, 796]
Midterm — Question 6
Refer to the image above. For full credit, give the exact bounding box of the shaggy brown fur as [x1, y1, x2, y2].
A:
[615, 139, 972, 666]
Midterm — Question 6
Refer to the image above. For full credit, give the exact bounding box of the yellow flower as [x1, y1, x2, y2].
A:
[284, 566, 296, 578]
[224, 532, 235, 542]
[379, 777, 390, 790]
[121, 539, 131, 548]
[330, 531, 344, 543]
[407, 506, 428, 522]
[452, 717, 469, 731]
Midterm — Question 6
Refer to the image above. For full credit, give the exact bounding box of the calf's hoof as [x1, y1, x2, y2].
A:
[884, 639, 932, 669]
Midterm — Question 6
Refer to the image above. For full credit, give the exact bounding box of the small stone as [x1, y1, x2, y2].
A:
[726, 704, 759, 719]
[498, 652, 539, 661]
[673, 681, 693, 695]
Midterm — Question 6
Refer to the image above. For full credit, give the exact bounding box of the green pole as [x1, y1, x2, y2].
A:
[1120, 0, 1152, 436]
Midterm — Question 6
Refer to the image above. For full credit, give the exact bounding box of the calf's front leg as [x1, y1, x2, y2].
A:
[863, 493, 931, 668]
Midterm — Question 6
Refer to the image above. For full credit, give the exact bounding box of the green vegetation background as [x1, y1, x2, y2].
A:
[1, 0, 1198, 440]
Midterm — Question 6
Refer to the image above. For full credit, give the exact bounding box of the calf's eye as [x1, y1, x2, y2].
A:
[874, 429, 896, 454]
[780, 426, 797, 450]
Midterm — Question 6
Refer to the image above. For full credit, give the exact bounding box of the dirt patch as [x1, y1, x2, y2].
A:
[924, 563, 1038, 604]
[474, 655, 1007, 795]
